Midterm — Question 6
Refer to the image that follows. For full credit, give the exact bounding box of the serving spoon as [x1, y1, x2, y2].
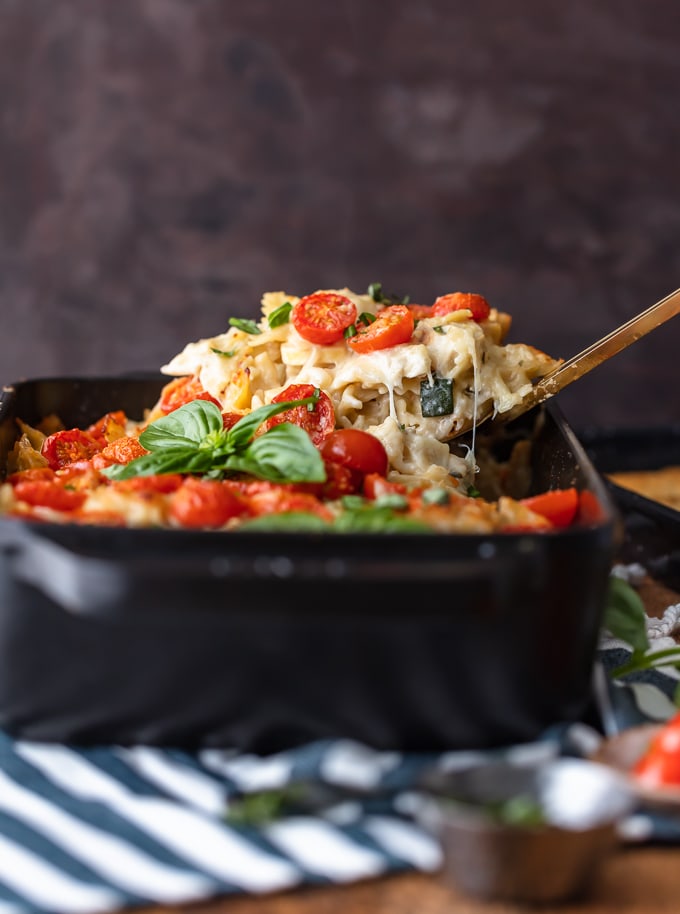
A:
[449, 286, 680, 439]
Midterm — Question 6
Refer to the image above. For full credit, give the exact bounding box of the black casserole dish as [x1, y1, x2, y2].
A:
[582, 425, 680, 590]
[0, 377, 617, 752]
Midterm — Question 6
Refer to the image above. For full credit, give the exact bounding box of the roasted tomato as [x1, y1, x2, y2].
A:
[520, 488, 579, 528]
[247, 487, 333, 521]
[262, 384, 335, 447]
[320, 429, 388, 478]
[41, 429, 103, 470]
[363, 473, 408, 500]
[92, 436, 149, 469]
[432, 292, 491, 323]
[406, 303, 434, 320]
[13, 479, 86, 512]
[169, 478, 249, 529]
[158, 376, 221, 415]
[113, 474, 184, 495]
[347, 305, 414, 354]
[291, 292, 357, 345]
[87, 411, 127, 445]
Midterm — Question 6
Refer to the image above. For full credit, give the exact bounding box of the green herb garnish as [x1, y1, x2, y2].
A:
[357, 312, 377, 325]
[229, 317, 262, 335]
[367, 282, 410, 306]
[344, 325, 358, 339]
[420, 376, 454, 417]
[422, 487, 450, 506]
[467, 485, 481, 498]
[211, 347, 238, 358]
[267, 302, 293, 329]
[102, 396, 325, 485]
[373, 494, 408, 511]
[432, 326, 445, 334]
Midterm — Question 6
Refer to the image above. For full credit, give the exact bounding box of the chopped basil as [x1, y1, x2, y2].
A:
[344, 324, 358, 339]
[340, 494, 367, 510]
[229, 317, 262, 335]
[267, 302, 292, 329]
[357, 312, 376, 325]
[367, 282, 410, 306]
[420, 376, 454, 417]
[467, 485, 481, 498]
[432, 326, 445, 334]
[373, 494, 408, 511]
[241, 512, 331, 532]
[422, 487, 450, 506]
[211, 347, 238, 358]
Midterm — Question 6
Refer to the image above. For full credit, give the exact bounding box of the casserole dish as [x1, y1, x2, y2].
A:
[581, 426, 680, 591]
[0, 377, 617, 752]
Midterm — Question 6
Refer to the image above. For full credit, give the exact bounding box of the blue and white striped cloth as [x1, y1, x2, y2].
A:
[0, 601, 678, 913]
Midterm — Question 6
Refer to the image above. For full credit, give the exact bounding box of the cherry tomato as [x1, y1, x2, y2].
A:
[41, 429, 102, 470]
[169, 478, 249, 529]
[406, 303, 434, 320]
[291, 292, 357, 345]
[320, 429, 388, 477]
[94, 436, 148, 468]
[87, 411, 127, 445]
[113, 474, 184, 495]
[634, 717, 680, 787]
[262, 384, 335, 447]
[13, 480, 86, 512]
[521, 488, 579, 528]
[222, 412, 245, 430]
[347, 305, 414, 354]
[363, 473, 407, 500]
[8, 467, 55, 485]
[319, 461, 361, 499]
[158, 376, 221, 415]
[247, 488, 333, 521]
[432, 292, 491, 323]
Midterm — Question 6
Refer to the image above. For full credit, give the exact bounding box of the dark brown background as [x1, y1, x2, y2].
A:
[1, 0, 679, 428]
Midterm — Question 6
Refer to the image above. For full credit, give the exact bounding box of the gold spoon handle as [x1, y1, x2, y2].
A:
[500, 286, 680, 422]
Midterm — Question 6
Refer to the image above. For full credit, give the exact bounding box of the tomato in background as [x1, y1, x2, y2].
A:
[347, 305, 414, 354]
[291, 292, 357, 345]
[158, 376, 221, 415]
[247, 488, 333, 521]
[263, 384, 335, 447]
[93, 437, 148, 469]
[41, 429, 102, 470]
[432, 292, 491, 323]
[87, 411, 127, 445]
[634, 714, 680, 788]
[320, 429, 388, 478]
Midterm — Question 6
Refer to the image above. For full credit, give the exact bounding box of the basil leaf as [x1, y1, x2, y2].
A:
[102, 448, 214, 480]
[367, 281, 383, 302]
[422, 487, 450, 506]
[357, 312, 376, 325]
[333, 507, 430, 533]
[140, 400, 224, 450]
[267, 302, 293, 328]
[241, 513, 331, 532]
[604, 576, 649, 653]
[420, 376, 454, 417]
[229, 317, 262, 335]
[373, 494, 408, 511]
[367, 282, 410, 306]
[211, 347, 238, 358]
[225, 423, 326, 483]
[225, 392, 320, 451]
[344, 324, 358, 339]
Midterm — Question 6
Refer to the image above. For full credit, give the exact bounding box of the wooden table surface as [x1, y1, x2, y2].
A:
[137, 576, 680, 914]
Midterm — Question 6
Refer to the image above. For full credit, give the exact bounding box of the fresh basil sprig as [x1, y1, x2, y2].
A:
[367, 281, 410, 306]
[102, 395, 326, 484]
[267, 302, 293, 329]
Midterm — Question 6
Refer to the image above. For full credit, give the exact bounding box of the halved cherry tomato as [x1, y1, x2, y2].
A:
[432, 292, 491, 323]
[87, 411, 127, 445]
[363, 473, 407, 500]
[13, 480, 86, 511]
[41, 429, 103, 470]
[320, 429, 388, 477]
[634, 714, 680, 787]
[520, 488, 579, 528]
[113, 474, 184, 495]
[169, 478, 249, 529]
[347, 305, 414, 354]
[158, 376, 221, 415]
[247, 488, 333, 521]
[291, 292, 357, 345]
[406, 303, 434, 320]
[93, 436, 148, 468]
[262, 384, 335, 447]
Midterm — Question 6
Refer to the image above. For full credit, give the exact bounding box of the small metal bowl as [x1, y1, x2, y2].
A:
[417, 757, 634, 904]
